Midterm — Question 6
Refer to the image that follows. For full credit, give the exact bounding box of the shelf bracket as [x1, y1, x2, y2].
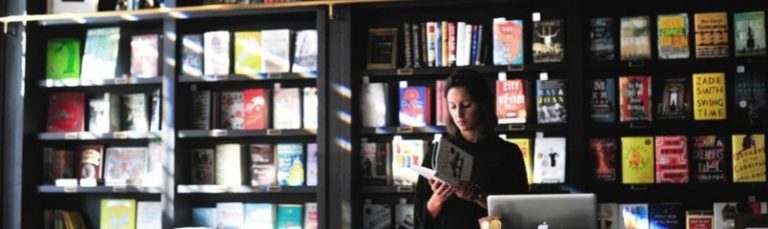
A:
[328, 3, 336, 20]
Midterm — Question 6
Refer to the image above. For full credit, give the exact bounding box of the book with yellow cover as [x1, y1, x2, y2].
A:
[693, 73, 726, 120]
[622, 137, 654, 184]
[732, 134, 767, 182]
[695, 12, 729, 58]
[506, 138, 532, 184]
[657, 13, 690, 59]
[100, 199, 137, 229]
[234, 31, 262, 75]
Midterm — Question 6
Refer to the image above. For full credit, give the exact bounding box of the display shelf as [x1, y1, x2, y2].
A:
[359, 124, 568, 135]
[362, 64, 568, 78]
[37, 131, 161, 141]
[177, 129, 317, 138]
[38, 77, 162, 88]
[177, 185, 317, 194]
[37, 185, 163, 194]
[360, 185, 416, 194]
[178, 73, 317, 83]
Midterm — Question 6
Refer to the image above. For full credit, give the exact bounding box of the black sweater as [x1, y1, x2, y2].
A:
[415, 134, 529, 229]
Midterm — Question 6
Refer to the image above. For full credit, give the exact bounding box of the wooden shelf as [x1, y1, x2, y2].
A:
[178, 129, 317, 138]
[37, 185, 162, 194]
[38, 131, 161, 141]
[38, 77, 162, 88]
[177, 185, 316, 194]
[178, 72, 316, 83]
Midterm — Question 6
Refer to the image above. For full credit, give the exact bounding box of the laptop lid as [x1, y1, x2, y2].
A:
[487, 193, 597, 229]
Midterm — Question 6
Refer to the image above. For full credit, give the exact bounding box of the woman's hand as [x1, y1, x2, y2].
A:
[453, 181, 476, 201]
[427, 179, 454, 218]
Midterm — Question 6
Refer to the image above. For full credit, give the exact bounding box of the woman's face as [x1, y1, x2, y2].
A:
[447, 87, 479, 133]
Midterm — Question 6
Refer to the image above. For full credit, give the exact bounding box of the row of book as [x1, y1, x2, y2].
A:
[188, 202, 317, 229]
[181, 29, 317, 77]
[44, 141, 163, 187]
[362, 199, 413, 229]
[47, 91, 161, 133]
[44, 199, 162, 229]
[190, 87, 317, 130]
[48, 0, 162, 14]
[190, 143, 318, 187]
[598, 201, 768, 229]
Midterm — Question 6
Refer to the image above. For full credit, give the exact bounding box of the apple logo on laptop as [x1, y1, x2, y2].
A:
[537, 221, 549, 229]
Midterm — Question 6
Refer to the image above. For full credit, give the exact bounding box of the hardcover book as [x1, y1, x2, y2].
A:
[713, 202, 738, 229]
[505, 138, 532, 184]
[276, 143, 305, 186]
[650, 203, 683, 229]
[215, 144, 242, 186]
[657, 13, 690, 59]
[399, 86, 432, 127]
[655, 135, 689, 183]
[104, 147, 147, 185]
[130, 34, 160, 78]
[149, 90, 160, 132]
[620, 16, 652, 61]
[48, 0, 98, 14]
[695, 12, 729, 58]
[306, 143, 318, 186]
[100, 199, 137, 229]
[657, 77, 690, 120]
[363, 202, 391, 229]
[217, 202, 245, 228]
[191, 90, 212, 130]
[191, 148, 215, 184]
[77, 145, 104, 182]
[43, 148, 75, 183]
[303, 87, 319, 129]
[81, 27, 120, 80]
[693, 73, 726, 120]
[590, 78, 617, 123]
[436, 80, 448, 126]
[46, 38, 81, 79]
[244, 203, 274, 229]
[136, 201, 162, 229]
[192, 207, 217, 228]
[221, 91, 245, 130]
[261, 29, 291, 73]
[533, 19, 564, 63]
[733, 72, 766, 123]
[692, 135, 728, 183]
[292, 29, 318, 73]
[392, 139, 425, 186]
[622, 137, 654, 184]
[590, 18, 616, 61]
[598, 203, 619, 229]
[496, 79, 527, 124]
[619, 76, 652, 122]
[121, 93, 149, 132]
[621, 203, 650, 229]
[361, 142, 391, 185]
[276, 204, 303, 229]
[686, 211, 714, 229]
[48, 92, 85, 132]
[243, 88, 269, 130]
[411, 138, 474, 186]
[234, 31, 262, 75]
[734, 11, 766, 57]
[88, 93, 120, 133]
[203, 31, 231, 76]
[361, 83, 389, 127]
[305, 202, 319, 229]
[273, 88, 302, 129]
[533, 137, 566, 184]
[536, 79, 567, 124]
[181, 34, 204, 76]
[250, 144, 276, 186]
[395, 200, 415, 229]
[493, 18, 524, 65]
[732, 134, 766, 182]
[590, 138, 617, 182]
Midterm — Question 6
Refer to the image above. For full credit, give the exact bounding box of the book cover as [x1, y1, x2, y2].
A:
[361, 83, 389, 128]
[496, 79, 527, 124]
[217, 202, 245, 228]
[276, 143, 305, 186]
[732, 134, 766, 182]
[216, 144, 242, 186]
[88, 93, 120, 134]
[243, 88, 269, 130]
[234, 31, 262, 74]
[244, 203, 274, 229]
[104, 147, 147, 185]
[293, 29, 318, 73]
[619, 76, 652, 122]
[536, 79, 567, 124]
[693, 73, 726, 120]
[99, 199, 136, 229]
[590, 78, 617, 122]
[505, 138, 532, 184]
[363, 202, 391, 229]
[686, 211, 714, 229]
[598, 203, 619, 229]
[306, 143, 318, 186]
[121, 93, 149, 132]
[276, 204, 303, 229]
[493, 18, 524, 65]
[695, 12, 729, 58]
[62, 210, 86, 229]
[620, 16, 652, 61]
[47, 92, 85, 132]
[436, 80, 448, 126]
[361, 142, 391, 185]
[181, 34, 204, 76]
[273, 88, 302, 129]
[77, 144, 103, 182]
[657, 13, 690, 59]
[46, 38, 81, 79]
[136, 201, 162, 229]
[404, 23, 413, 68]
[43, 148, 75, 183]
[713, 202, 738, 229]
[533, 137, 566, 184]
[412, 24, 422, 68]
[655, 136, 689, 183]
[533, 19, 564, 63]
[591, 18, 616, 61]
[250, 144, 276, 186]
[261, 29, 291, 73]
[221, 91, 244, 130]
[130, 34, 160, 78]
[149, 90, 160, 132]
[412, 138, 474, 186]
[81, 27, 120, 80]
[191, 90, 212, 129]
[733, 72, 766, 123]
[650, 203, 683, 229]
[657, 77, 690, 120]
[692, 135, 728, 183]
[191, 148, 215, 184]
[392, 139, 424, 186]
[395, 201, 415, 229]
[48, 0, 97, 14]
[622, 137, 654, 184]
[734, 11, 766, 57]
[590, 137, 617, 182]
[304, 202, 318, 229]
[399, 86, 432, 127]
[621, 203, 650, 229]
[192, 207, 217, 228]
[203, 31, 231, 76]
[303, 87, 319, 129]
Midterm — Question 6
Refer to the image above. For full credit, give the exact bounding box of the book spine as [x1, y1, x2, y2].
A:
[426, 22, 436, 68]
[403, 23, 412, 68]
[448, 22, 456, 67]
[435, 22, 442, 67]
[471, 25, 479, 66]
[441, 21, 449, 67]
[412, 24, 422, 68]
[464, 24, 473, 66]
[420, 22, 428, 68]
[475, 25, 484, 66]
[456, 22, 466, 67]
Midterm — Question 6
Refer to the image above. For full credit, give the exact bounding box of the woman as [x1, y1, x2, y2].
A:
[415, 69, 528, 229]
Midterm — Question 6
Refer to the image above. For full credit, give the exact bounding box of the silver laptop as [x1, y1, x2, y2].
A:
[487, 193, 597, 229]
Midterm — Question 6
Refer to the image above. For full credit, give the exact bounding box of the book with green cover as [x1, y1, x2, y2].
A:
[734, 11, 766, 57]
[234, 31, 262, 74]
[47, 38, 81, 80]
[100, 199, 137, 229]
[622, 136, 654, 184]
[276, 204, 303, 229]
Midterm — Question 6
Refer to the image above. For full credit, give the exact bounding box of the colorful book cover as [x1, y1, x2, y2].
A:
[234, 31, 262, 75]
[657, 13, 690, 59]
[203, 30, 231, 76]
[249, 144, 275, 186]
[734, 11, 766, 57]
[733, 72, 766, 123]
[88, 92, 120, 134]
[304, 202, 318, 229]
[104, 147, 147, 185]
[292, 29, 318, 73]
[622, 137, 654, 184]
[591, 78, 617, 122]
[192, 207, 217, 228]
[493, 18, 524, 65]
[692, 135, 728, 183]
[590, 18, 616, 61]
[621, 203, 650, 229]
[536, 79, 567, 124]
[121, 93, 149, 132]
[136, 201, 162, 229]
[650, 203, 683, 229]
[399, 86, 432, 127]
[181, 34, 203, 76]
[191, 148, 215, 184]
[533, 137, 566, 184]
[217, 202, 245, 228]
[505, 138, 532, 184]
[686, 211, 714, 229]
[392, 139, 424, 186]
[533, 19, 564, 63]
[655, 136, 689, 183]
[620, 16, 652, 61]
[598, 203, 619, 229]
[395, 201, 415, 229]
[657, 77, 690, 120]
[436, 80, 448, 126]
[732, 134, 766, 182]
[693, 73, 726, 120]
[276, 204, 303, 229]
[261, 29, 291, 73]
[273, 88, 302, 129]
[99, 199, 136, 229]
[215, 144, 242, 186]
[363, 202, 391, 229]
[713, 202, 738, 229]
[77, 144, 104, 181]
[191, 90, 212, 129]
[361, 83, 389, 128]
[496, 79, 527, 124]
[590, 138, 617, 182]
[243, 88, 269, 130]
[303, 87, 319, 129]
[221, 91, 244, 130]
[43, 148, 75, 183]
[47, 92, 85, 132]
[81, 27, 120, 80]
[129, 34, 160, 78]
[306, 143, 318, 186]
[46, 38, 81, 79]
[277, 143, 305, 186]
[244, 203, 274, 229]
[695, 12, 729, 58]
[620, 76, 652, 122]
[361, 142, 391, 185]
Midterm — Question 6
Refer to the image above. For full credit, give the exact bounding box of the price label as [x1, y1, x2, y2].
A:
[397, 68, 414, 75]
[113, 186, 127, 192]
[532, 12, 541, 22]
[215, 74, 229, 80]
[396, 127, 414, 133]
[539, 72, 549, 81]
[64, 133, 79, 139]
[507, 124, 525, 131]
[114, 78, 129, 84]
[498, 72, 507, 81]
[113, 132, 129, 139]
[737, 65, 745, 73]
[266, 129, 283, 136]
[211, 129, 228, 137]
[396, 186, 414, 193]
[268, 73, 283, 79]
[63, 186, 77, 193]
[267, 186, 282, 192]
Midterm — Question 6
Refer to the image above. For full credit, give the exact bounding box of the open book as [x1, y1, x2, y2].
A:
[411, 138, 474, 186]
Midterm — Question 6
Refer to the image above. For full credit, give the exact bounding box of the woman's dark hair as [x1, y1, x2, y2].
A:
[443, 69, 498, 137]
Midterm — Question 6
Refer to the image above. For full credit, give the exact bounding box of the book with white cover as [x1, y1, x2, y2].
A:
[292, 29, 318, 73]
[215, 144, 242, 186]
[217, 202, 245, 228]
[411, 138, 473, 186]
[261, 29, 291, 73]
[273, 88, 301, 129]
[136, 201, 162, 229]
[48, 0, 98, 14]
[204, 31, 231, 76]
[81, 27, 120, 80]
[533, 137, 566, 183]
[244, 203, 274, 229]
[303, 87, 319, 129]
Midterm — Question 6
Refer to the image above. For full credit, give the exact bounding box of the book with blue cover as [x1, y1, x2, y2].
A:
[276, 143, 305, 186]
[244, 203, 274, 228]
[590, 78, 616, 122]
[192, 207, 217, 228]
[650, 203, 683, 229]
[399, 86, 432, 127]
[276, 204, 303, 229]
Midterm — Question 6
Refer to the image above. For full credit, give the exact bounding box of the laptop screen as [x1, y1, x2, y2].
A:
[487, 193, 597, 229]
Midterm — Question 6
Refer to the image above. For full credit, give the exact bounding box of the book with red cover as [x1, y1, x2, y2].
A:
[590, 137, 617, 182]
[47, 92, 85, 132]
[435, 80, 448, 126]
[655, 135, 689, 183]
[619, 76, 652, 122]
[496, 79, 527, 124]
[399, 86, 432, 127]
[243, 88, 269, 130]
